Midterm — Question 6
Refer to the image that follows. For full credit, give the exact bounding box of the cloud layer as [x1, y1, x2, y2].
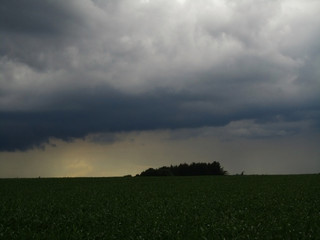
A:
[1, 0, 319, 151]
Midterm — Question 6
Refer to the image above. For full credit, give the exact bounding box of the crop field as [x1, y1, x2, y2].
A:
[0, 175, 319, 239]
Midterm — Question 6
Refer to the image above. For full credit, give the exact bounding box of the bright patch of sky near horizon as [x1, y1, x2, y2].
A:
[1, 126, 319, 178]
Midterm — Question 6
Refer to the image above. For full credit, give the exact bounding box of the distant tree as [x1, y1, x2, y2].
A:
[139, 168, 157, 176]
[138, 161, 227, 177]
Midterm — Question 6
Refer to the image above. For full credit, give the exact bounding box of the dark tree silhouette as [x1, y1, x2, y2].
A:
[138, 161, 227, 176]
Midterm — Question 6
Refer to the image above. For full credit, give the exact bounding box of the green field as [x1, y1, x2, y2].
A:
[0, 175, 319, 239]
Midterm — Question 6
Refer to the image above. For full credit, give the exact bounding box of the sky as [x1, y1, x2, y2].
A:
[0, 0, 319, 177]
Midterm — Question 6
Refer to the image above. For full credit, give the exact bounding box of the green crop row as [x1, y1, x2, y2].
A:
[0, 175, 319, 239]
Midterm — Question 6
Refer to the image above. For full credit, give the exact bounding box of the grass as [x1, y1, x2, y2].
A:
[0, 175, 319, 239]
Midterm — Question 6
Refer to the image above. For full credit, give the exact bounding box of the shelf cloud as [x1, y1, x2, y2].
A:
[1, 0, 319, 151]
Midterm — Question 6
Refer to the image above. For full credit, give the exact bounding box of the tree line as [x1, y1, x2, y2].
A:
[137, 161, 227, 176]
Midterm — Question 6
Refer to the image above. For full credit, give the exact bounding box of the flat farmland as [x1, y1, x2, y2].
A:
[0, 175, 319, 239]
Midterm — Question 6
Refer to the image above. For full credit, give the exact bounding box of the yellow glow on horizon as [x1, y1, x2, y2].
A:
[0, 130, 319, 178]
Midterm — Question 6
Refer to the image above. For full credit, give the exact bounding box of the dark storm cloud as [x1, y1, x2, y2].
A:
[1, 84, 318, 151]
[0, 0, 79, 35]
[0, 0, 95, 70]
[0, 0, 319, 151]
[0, 88, 227, 151]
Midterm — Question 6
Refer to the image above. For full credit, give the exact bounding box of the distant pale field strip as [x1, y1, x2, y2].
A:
[0, 175, 319, 239]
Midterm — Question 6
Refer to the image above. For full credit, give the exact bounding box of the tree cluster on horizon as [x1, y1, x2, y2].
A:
[137, 161, 227, 177]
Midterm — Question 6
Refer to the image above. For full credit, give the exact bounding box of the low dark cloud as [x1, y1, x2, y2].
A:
[1, 85, 318, 151]
[1, 0, 319, 151]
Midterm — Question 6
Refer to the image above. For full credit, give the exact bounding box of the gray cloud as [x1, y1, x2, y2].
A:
[0, 0, 319, 151]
